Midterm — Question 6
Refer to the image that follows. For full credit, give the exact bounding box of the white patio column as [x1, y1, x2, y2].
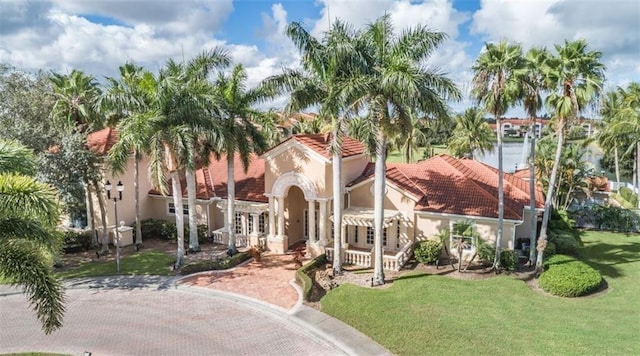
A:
[277, 196, 285, 237]
[268, 197, 276, 236]
[240, 212, 247, 236]
[250, 213, 259, 235]
[318, 200, 327, 246]
[308, 199, 316, 243]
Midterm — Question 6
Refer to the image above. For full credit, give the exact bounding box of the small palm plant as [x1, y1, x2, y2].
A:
[451, 220, 477, 272]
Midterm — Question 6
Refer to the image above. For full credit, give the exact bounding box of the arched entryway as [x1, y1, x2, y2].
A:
[285, 185, 306, 248]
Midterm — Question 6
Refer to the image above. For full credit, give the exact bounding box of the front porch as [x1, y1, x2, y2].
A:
[325, 242, 414, 271]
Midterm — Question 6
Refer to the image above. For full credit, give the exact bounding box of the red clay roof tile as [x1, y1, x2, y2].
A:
[265, 134, 366, 159]
[86, 127, 118, 155]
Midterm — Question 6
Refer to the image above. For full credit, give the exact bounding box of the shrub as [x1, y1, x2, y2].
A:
[549, 231, 580, 256]
[499, 249, 519, 271]
[62, 230, 93, 253]
[477, 243, 495, 265]
[544, 241, 557, 257]
[180, 251, 251, 275]
[539, 254, 602, 297]
[414, 240, 443, 265]
[295, 254, 327, 301]
[132, 218, 208, 243]
[620, 187, 638, 207]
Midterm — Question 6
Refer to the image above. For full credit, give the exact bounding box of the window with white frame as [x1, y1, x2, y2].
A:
[450, 221, 476, 254]
[168, 202, 189, 215]
[383, 227, 387, 246]
[259, 213, 267, 233]
[248, 214, 254, 233]
[396, 222, 401, 249]
[235, 212, 243, 234]
[366, 226, 374, 245]
[304, 210, 319, 238]
[354, 226, 358, 243]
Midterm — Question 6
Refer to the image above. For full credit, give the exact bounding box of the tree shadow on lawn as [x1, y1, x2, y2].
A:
[580, 239, 640, 279]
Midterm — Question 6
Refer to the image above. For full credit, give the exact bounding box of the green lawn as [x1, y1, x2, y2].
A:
[386, 145, 450, 164]
[321, 231, 640, 355]
[56, 250, 174, 279]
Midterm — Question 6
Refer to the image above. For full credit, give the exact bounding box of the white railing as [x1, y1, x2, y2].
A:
[236, 235, 249, 248]
[345, 249, 372, 268]
[212, 227, 226, 244]
[326, 247, 334, 261]
[610, 181, 638, 193]
[383, 243, 414, 271]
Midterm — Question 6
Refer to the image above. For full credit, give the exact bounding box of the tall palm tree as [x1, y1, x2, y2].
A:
[0, 140, 65, 334]
[447, 107, 494, 159]
[598, 89, 625, 189]
[50, 69, 103, 133]
[263, 20, 365, 275]
[390, 111, 430, 163]
[471, 40, 525, 270]
[356, 15, 461, 285]
[536, 39, 605, 272]
[104, 62, 158, 248]
[211, 64, 269, 255]
[519, 47, 550, 265]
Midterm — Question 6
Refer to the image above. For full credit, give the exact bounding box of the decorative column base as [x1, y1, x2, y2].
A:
[267, 234, 288, 254]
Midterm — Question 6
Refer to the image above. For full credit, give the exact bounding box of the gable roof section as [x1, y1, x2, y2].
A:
[86, 127, 118, 155]
[263, 134, 366, 162]
[347, 154, 543, 220]
[149, 153, 267, 203]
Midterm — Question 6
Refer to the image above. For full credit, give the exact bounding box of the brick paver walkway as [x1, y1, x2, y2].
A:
[179, 253, 302, 310]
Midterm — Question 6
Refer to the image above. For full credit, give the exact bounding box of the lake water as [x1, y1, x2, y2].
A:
[477, 141, 606, 174]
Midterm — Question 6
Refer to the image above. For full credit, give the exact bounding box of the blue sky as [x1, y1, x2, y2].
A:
[1, 0, 638, 117]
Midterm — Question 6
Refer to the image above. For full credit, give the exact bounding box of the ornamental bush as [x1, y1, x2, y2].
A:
[549, 231, 581, 256]
[539, 254, 602, 297]
[132, 218, 208, 243]
[180, 251, 251, 275]
[62, 230, 93, 253]
[499, 249, 519, 271]
[414, 240, 443, 265]
[544, 241, 557, 257]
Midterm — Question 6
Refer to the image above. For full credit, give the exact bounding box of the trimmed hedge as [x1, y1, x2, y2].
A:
[539, 254, 602, 297]
[499, 249, 519, 271]
[414, 240, 443, 265]
[549, 231, 580, 256]
[296, 254, 327, 301]
[180, 251, 251, 275]
[62, 230, 93, 253]
[131, 218, 208, 244]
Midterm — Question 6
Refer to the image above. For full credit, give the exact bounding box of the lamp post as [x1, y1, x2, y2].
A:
[105, 180, 124, 273]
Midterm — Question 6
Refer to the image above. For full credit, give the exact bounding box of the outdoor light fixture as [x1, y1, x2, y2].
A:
[105, 180, 125, 273]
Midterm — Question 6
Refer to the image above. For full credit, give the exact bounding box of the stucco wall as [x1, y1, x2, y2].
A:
[264, 144, 329, 197]
[349, 181, 416, 212]
[415, 213, 517, 250]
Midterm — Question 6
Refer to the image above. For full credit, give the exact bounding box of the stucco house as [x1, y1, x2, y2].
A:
[87, 128, 544, 271]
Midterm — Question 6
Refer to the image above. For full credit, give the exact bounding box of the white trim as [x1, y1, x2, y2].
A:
[149, 194, 211, 204]
[415, 210, 522, 224]
[261, 139, 330, 164]
[270, 171, 318, 200]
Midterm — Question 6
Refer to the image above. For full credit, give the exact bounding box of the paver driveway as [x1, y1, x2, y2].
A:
[0, 285, 347, 356]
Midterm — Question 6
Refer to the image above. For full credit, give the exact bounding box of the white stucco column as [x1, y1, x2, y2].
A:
[319, 200, 327, 246]
[308, 199, 316, 243]
[268, 197, 276, 236]
[240, 212, 247, 236]
[250, 213, 259, 235]
[277, 196, 285, 237]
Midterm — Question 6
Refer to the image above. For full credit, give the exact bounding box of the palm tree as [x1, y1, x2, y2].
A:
[536, 39, 605, 272]
[211, 64, 270, 255]
[447, 107, 494, 159]
[0, 140, 65, 334]
[471, 40, 525, 270]
[356, 15, 461, 285]
[390, 111, 430, 163]
[50, 69, 103, 133]
[104, 63, 158, 249]
[598, 89, 625, 188]
[263, 20, 365, 275]
[50, 69, 108, 253]
[519, 47, 550, 265]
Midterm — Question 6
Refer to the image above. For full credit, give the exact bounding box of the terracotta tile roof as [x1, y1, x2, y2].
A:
[150, 153, 267, 203]
[86, 127, 118, 155]
[348, 154, 544, 220]
[265, 134, 366, 159]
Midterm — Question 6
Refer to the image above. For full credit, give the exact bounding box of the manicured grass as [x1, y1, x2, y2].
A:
[321, 231, 640, 355]
[386, 145, 450, 164]
[56, 250, 175, 279]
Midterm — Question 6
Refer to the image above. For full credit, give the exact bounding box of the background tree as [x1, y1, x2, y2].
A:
[472, 40, 524, 270]
[447, 107, 494, 159]
[50, 69, 103, 133]
[0, 140, 65, 334]
[536, 39, 605, 272]
[389, 110, 430, 163]
[356, 15, 461, 285]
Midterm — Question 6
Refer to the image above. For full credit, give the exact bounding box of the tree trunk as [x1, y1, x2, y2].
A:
[134, 152, 142, 247]
[529, 130, 537, 265]
[614, 145, 620, 190]
[536, 126, 565, 273]
[493, 116, 504, 270]
[332, 150, 343, 275]
[637, 142, 640, 208]
[373, 130, 386, 286]
[94, 180, 109, 255]
[186, 168, 199, 252]
[171, 170, 185, 267]
[227, 153, 237, 255]
[85, 181, 98, 247]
